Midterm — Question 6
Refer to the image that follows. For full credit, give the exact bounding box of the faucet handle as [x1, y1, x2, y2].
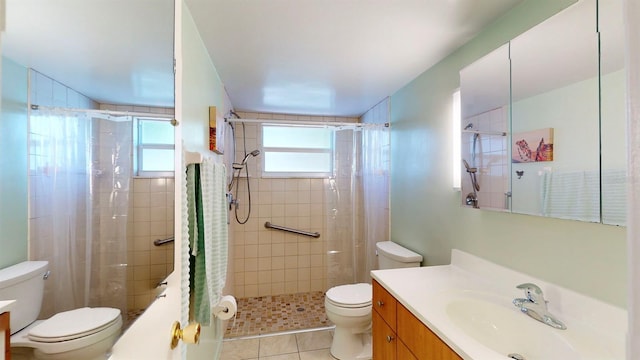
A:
[516, 283, 544, 304]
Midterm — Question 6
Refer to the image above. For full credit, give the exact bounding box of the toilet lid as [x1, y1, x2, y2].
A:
[326, 283, 372, 307]
[28, 307, 121, 343]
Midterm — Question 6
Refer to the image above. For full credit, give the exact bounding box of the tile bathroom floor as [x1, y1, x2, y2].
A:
[225, 291, 331, 338]
[220, 329, 335, 360]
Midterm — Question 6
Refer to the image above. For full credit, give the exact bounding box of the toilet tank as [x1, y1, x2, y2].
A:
[0, 261, 48, 334]
[376, 241, 422, 269]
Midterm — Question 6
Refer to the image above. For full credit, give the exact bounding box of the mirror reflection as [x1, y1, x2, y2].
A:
[460, 0, 628, 226]
[459, 43, 510, 210]
[0, 0, 175, 351]
[600, 0, 626, 226]
[510, 0, 599, 221]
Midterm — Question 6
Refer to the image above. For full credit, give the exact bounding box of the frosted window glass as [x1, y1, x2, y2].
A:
[263, 126, 331, 149]
[142, 149, 175, 172]
[264, 152, 331, 173]
[140, 120, 173, 145]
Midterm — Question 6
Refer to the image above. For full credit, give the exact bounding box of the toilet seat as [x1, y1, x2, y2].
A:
[326, 283, 372, 308]
[11, 307, 123, 356]
[28, 307, 121, 342]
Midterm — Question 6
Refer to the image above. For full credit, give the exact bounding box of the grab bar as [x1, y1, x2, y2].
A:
[264, 222, 320, 238]
[154, 236, 175, 246]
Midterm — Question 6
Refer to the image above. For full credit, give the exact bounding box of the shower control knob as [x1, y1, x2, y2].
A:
[376, 300, 384, 307]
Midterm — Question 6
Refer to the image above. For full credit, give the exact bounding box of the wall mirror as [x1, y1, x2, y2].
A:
[1, 0, 175, 334]
[461, 0, 626, 226]
[599, 0, 626, 226]
[459, 43, 510, 211]
[510, 0, 599, 221]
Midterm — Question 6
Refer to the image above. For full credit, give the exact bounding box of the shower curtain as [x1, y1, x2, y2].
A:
[360, 125, 390, 282]
[29, 108, 130, 317]
[325, 128, 360, 287]
[325, 124, 390, 287]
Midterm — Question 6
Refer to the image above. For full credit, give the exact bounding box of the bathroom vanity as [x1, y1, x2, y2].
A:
[1, 312, 7, 360]
[373, 280, 460, 359]
[370, 250, 626, 360]
[0, 301, 15, 360]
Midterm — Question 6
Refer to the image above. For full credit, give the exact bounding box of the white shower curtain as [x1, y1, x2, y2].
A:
[325, 128, 359, 287]
[360, 125, 390, 283]
[29, 108, 130, 317]
[325, 120, 390, 286]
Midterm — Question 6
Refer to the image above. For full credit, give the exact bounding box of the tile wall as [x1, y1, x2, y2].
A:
[230, 112, 359, 298]
[127, 177, 175, 310]
[461, 106, 509, 209]
[29, 69, 98, 109]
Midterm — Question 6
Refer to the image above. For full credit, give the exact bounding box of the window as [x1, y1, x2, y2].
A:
[135, 118, 175, 177]
[262, 125, 333, 177]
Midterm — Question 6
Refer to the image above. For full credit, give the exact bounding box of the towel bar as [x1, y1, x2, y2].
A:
[264, 222, 320, 238]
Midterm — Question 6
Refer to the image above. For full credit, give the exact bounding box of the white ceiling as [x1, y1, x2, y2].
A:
[2, 0, 524, 115]
[3, 0, 175, 108]
[186, 0, 524, 116]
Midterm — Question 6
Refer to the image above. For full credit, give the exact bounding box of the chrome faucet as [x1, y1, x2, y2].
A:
[513, 283, 567, 330]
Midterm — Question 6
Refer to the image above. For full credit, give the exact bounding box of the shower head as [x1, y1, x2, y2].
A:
[463, 159, 480, 191]
[242, 150, 260, 164]
[464, 123, 473, 130]
[462, 159, 476, 173]
[232, 150, 261, 170]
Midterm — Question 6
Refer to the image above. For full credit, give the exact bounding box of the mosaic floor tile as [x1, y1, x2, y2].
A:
[224, 291, 332, 338]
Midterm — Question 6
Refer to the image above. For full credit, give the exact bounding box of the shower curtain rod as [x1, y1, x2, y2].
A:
[30, 104, 175, 120]
[462, 129, 507, 136]
[225, 117, 389, 128]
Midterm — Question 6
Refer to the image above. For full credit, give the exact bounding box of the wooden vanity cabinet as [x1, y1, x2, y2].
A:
[372, 280, 461, 360]
[1, 311, 9, 360]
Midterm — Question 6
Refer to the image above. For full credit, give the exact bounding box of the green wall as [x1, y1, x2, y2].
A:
[389, 0, 627, 308]
[180, 3, 228, 358]
[0, 57, 28, 268]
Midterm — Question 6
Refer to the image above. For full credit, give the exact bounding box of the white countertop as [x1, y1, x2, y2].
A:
[0, 300, 15, 314]
[371, 249, 626, 360]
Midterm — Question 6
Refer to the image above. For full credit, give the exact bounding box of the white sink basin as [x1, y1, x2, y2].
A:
[445, 295, 577, 359]
[371, 250, 626, 360]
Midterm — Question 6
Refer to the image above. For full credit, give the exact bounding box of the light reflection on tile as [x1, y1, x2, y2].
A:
[259, 334, 298, 357]
[220, 329, 334, 360]
[295, 330, 333, 352]
[220, 338, 260, 360]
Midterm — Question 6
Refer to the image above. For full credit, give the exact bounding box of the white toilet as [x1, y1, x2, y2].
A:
[325, 241, 422, 360]
[0, 261, 123, 360]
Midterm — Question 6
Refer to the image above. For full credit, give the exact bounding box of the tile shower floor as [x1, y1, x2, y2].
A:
[224, 291, 332, 338]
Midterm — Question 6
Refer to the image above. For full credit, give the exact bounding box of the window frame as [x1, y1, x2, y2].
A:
[261, 124, 334, 178]
[134, 117, 175, 178]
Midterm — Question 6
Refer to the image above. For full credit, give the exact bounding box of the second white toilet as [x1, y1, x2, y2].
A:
[0, 261, 122, 360]
[325, 241, 422, 360]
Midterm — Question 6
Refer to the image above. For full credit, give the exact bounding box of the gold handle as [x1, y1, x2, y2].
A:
[386, 335, 394, 343]
[170, 321, 201, 349]
[376, 300, 384, 307]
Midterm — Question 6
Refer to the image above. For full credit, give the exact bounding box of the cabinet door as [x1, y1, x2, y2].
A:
[372, 280, 397, 330]
[397, 303, 462, 360]
[397, 338, 418, 360]
[372, 310, 396, 360]
[1, 312, 9, 360]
